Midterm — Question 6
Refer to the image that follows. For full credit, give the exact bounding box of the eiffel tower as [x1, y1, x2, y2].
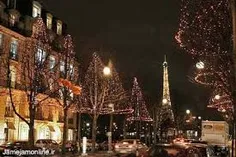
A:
[160, 56, 175, 138]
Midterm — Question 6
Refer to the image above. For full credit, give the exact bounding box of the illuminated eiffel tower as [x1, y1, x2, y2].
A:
[159, 56, 175, 137]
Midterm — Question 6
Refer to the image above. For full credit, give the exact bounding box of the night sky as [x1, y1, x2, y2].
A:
[43, 0, 222, 120]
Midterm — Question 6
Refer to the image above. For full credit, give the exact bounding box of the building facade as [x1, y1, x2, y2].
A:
[0, 0, 78, 143]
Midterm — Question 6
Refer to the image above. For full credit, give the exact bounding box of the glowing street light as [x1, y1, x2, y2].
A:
[196, 61, 205, 69]
[103, 67, 111, 76]
[186, 109, 190, 114]
[214, 94, 221, 100]
[198, 116, 202, 120]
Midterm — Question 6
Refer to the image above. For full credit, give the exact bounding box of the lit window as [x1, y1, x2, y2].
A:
[49, 56, 55, 70]
[57, 21, 62, 35]
[10, 39, 18, 60]
[19, 123, 29, 141]
[32, 1, 41, 17]
[70, 90, 74, 100]
[5, 97, 13, 117]
[36, 48, 46, 63]
[69, 64, 74, 76]
[46, 13, 52, 29]
[59, 89, 63, 99]
[0, 34, 3, 48]
[9, 14, 15, 26]
[68, 129, 73, 141]
[60, 61, 65, 73]
[49, 78, 54, 90]
[10, 65, 16, 88]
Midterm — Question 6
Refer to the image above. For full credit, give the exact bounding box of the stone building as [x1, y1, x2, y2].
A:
[0, 0, 78, 143]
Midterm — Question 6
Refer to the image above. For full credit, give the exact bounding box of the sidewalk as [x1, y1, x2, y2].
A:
[52, 151, 119, 157]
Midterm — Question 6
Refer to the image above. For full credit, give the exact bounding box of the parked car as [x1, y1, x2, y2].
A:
[59, 141, 78, 153]
[114, 139, 147, 154]
[141, 143, 203, 157]
[187, 143, 219, 157]
[35, 139, 60, 153]
[98, 141, 116, 150]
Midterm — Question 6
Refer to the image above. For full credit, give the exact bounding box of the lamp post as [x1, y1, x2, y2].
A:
[108, 103, 114, 153]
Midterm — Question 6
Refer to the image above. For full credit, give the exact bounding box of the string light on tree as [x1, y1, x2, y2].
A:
[176, 0, 234, 117]
[127, 77, 152, 122]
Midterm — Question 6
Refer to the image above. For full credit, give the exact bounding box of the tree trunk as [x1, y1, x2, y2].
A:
[123, 117, 127, 139]
[135, 120, 139, 139]
[77, 112, 81, 153]
[28, 102, 35, 147]
[62, 108, 68, 154]
[91, 114, 97, 152]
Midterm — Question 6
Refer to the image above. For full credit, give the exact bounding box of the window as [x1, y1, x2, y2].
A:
[69, 64, 74, 76]
[59, 89, 63, 99]
[60, 61, 65, 76]
[49, 56, 55, 70]
[57, 20, 62, 35]
[9, 39, 18, 60]
[9, 14, 15, 26]
[32, 1, 41, 17]
[70, 89, 73, 100]
[49, 78, 54, 90]
[67, 129, 73, 141]
[36, 48, 46, 63]
[9, 65, 16, 88]
[7, 0, 16, 9]
[46, 13, 52, 29]
[0, 34, 3, 47]
[19, 123, 29, 141]
[5, 97, 13, 117]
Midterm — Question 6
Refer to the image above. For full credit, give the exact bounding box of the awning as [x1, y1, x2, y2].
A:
[7, 122, 15, 130]
[48, 125, 55, 132]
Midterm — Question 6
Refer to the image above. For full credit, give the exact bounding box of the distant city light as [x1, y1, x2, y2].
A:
[86, 123, 90, 127]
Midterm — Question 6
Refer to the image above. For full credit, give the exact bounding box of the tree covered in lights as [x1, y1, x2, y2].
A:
[53, 34, 81, 153]
[6, 18, 81, 149]
[176, 0, 234, 117]
[126, 77, 152, 138]
[7, 18, 54, 147]
[80, 52, 132, 152]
